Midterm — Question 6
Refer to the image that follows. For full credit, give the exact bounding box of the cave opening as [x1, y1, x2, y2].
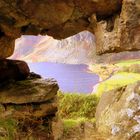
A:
[10, 31, 99, 94]
[9, 27, 140, 95]
[1, 0, 140, 139]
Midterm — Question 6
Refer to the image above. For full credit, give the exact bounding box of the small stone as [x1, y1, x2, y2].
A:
[111, 125, 120, 135]
[132, 124, 140, 133]
[133, 115, 140, 124]
[126, 108, 135, 118]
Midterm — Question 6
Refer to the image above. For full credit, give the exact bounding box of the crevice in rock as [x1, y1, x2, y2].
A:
[96, 13, 117, 32]
[106, 15, 116, 32]
[0, 30, 5, 38]
[40, 29, 49, 35]
[115, 86, 127, 102]
[21, 25, 29, 33]
[96, 2, 122, 32]
[106, 1, 122, 32]
[2, 98, 55, 106]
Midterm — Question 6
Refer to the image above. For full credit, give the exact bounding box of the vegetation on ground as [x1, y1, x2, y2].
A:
[57, 59, 140, 139]
[115, 59, 140, 67]
[0, 118, 17, 140]
[88, 64, 116, 80]
[63, 118, 86, 130]
[58, 91, 99, 119]
[58, 91, 99, 129]
[94, 72, 140, 96]
[91, 59, 140, 97]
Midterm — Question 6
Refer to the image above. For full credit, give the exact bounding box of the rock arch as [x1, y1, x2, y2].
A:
[0, 0, 140, 58]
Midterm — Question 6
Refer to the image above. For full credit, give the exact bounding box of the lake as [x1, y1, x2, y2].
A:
[28, 62, 99, 93]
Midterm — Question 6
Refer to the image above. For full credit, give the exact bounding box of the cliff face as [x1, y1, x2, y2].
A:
[96, 82, 140, 140]
[95, 0, 140, 54]
[11, 31, 140, 64]
[11, 31, 95, 64]
[1, 0, 137, 59]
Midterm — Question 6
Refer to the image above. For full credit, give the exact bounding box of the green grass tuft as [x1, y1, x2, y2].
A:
[58, 91, 99, 119]
[94, 72, 140, 97]
[115, 59, 140, 67]
[0, 118, 17, 140]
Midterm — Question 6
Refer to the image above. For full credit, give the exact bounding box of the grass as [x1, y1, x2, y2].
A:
[57, 91, 100, 138]
[0, 118, 17, 140]
[58, 60, 140, 132]
[58, 59, 140, 139]
[63, 118, 86, 129]
[58, 92, 99, 138]
[115, 59, 140, 67]
[58, 91, 99, 119]
[63, 117, 96, 129]
[94, 72, 140, 97]
[91, 59, 140, 96]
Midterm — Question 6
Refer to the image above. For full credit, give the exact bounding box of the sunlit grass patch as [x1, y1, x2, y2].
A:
[0, 118, 17, 140]
[63, 117, 96, 130]
[58, 91, 99, 119]
[94, 72, 140, 97]
[115, 59, 140, 67]
[63, 118, 86, 129]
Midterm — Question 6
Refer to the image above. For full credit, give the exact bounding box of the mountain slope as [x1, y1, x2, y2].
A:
[11, 31, 95, 64]
[11, 31, 140, 64]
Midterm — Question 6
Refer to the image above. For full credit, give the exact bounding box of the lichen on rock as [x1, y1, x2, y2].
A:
[96, 81, 140, 140]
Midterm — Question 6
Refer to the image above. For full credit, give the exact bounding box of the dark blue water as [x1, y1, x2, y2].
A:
[28, 62, 99, 93]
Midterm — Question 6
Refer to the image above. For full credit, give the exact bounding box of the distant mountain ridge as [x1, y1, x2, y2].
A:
[11, 31, 140, 64]
[11, 31, 95, 64]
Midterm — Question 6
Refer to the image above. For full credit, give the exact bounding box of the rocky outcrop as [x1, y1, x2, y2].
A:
[0, 59, 59, 139]
[0, 78, 59, 139]
[96, 81, 140, 140]
[0, 0, 140, 58]
[0, 59, 30, 82]
[94, 0, 140, 54]
[0, 0, 121, 38]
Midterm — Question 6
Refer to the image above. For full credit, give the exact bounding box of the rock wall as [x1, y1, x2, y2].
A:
[0, 59, 59, 139]
[94, 0, 140, 54]
[0, 0, 139, 58]
[96, 82, 140, 140]
[0, 59, 30, 82]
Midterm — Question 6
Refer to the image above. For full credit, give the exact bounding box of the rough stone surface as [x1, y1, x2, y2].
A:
[52, 119, 64, 140]
[95, 0, 140, 54]
[0, 0, 140, 57]
[0, 78, 59, 139]
[0, 0, 122, 58]
[0, 59, 30, 82]
[96, 81, 140, 140]
[0, 78, 59, 104]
